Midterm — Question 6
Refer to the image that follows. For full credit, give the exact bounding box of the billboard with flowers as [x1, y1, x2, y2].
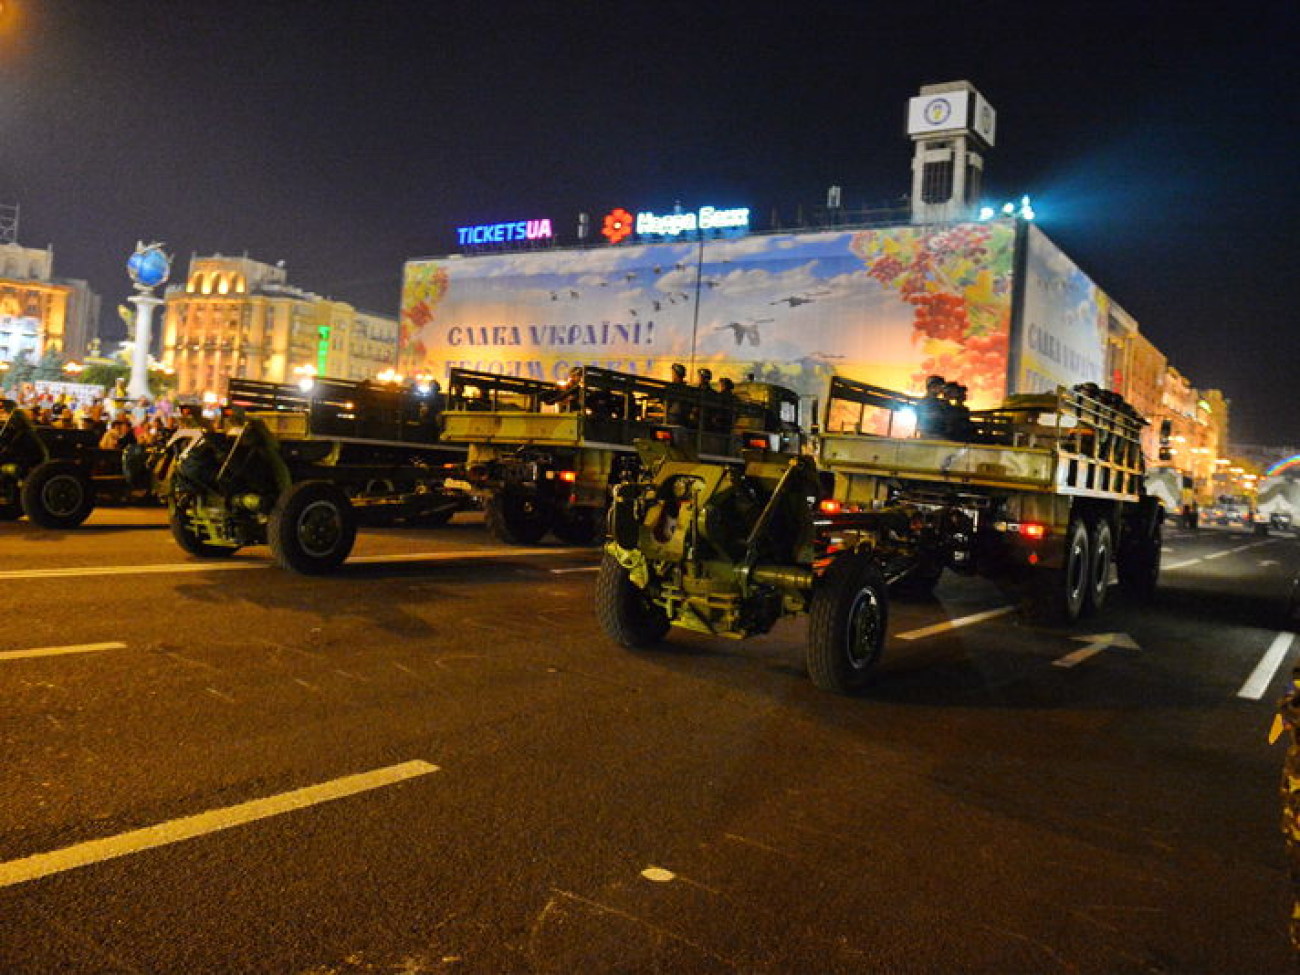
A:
[401, 219, 1105, 410]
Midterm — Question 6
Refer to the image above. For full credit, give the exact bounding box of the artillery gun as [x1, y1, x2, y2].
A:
[0, 400, 163, 528]
[166, 377, 472, 573]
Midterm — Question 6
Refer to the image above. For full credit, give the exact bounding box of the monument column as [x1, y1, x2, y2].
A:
[124, 241, 173, 402]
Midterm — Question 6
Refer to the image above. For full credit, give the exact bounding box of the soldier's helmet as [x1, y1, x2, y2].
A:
[671, 363, 686, 380]
[698, 368, 713, 382]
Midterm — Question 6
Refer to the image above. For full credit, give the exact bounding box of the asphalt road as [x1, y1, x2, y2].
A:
[2, 508, 1299, 973]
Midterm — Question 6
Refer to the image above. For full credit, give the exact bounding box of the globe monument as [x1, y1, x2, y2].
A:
[125, 241, 171, 400]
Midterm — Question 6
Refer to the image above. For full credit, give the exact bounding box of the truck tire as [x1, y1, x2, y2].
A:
[595, 552, 670, 648]
[21, 460, 95, 529]
[1117, 519, 1161, 603]
[169, 501, 238, 558]
[1029, 517, 1090, 623]
[1085, 518, 1113, 614]
[552, 506, 602, 545]
[807, 552, 888, 694]
[269, 481, 357, 574]
[485, 491, 548, 545]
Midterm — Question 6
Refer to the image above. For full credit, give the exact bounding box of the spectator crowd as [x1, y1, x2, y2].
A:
[0, 378, 185, 449]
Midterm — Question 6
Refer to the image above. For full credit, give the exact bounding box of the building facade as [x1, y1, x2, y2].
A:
[161, 255, 399, 397]
[0, 242, 100, 362]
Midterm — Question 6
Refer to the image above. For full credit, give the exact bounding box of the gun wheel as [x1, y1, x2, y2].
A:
[21, 460, 94, 529]
[595, 552, 670, 649]
[169, 500, 239, 558]
[807, 552, 888, 694]
[269, 481, 357, 574]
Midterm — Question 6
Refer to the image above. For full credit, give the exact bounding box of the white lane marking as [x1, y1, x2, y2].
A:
[0, 642, 126, 662]
[0, 547, 594, 581]
[895, 606, 1016, 641]
[0, 760, 439, 889]
[550, 566, 601, 574]
[1053, 632, 1140, 669]
[1162, 539, 1281, 572]
[1238, 632, 1297, 700]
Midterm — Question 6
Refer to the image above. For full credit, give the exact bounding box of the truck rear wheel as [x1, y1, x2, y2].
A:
[169, 500, 239, 558]
[486, 491, 549, 545]
[1117, 520, 1161, 602]
[1085, 518, 1113, 614]
[595, 552, 670, 648]
[269, 481, 357, 574]
[807, 553, 888, 694]
[1028, 517, 1090, 623]
[21, 460, 95, 529]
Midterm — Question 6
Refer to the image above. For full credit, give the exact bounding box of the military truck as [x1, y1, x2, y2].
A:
[818, 377, 1164, 621]
[165, 376, 472, 573]
[0, 400, 160, 528]
[440, 365, 803, 545]
[595, 378, 1163, 695]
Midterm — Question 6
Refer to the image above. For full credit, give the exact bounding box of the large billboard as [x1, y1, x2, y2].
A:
[1012, 223, 1108, 395]
[402, 221, 1017, 409]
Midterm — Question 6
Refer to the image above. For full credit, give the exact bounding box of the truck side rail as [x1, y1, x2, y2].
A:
[821, 377, 1148, 500]
[443, 366, 790, 454]
[227, 377, 442, 444]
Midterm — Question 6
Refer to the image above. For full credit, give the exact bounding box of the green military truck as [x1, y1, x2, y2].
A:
[595, 378, 1163, 695]
[0, 400, 159, 528]
[165, 376, 472, 573]
[440, 365, 803, 545]
[818, 377, 1164, 621]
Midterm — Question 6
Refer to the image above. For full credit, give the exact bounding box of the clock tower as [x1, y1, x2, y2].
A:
[907, 81, 997, 224]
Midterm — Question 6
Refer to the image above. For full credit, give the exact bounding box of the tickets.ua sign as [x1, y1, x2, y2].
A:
[457, 218, 554, 247]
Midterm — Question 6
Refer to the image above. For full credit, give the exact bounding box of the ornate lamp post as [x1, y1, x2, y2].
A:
[125, 241, 171, 401]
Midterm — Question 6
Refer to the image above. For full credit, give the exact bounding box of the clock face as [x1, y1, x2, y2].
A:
[924, 97, 952, 126]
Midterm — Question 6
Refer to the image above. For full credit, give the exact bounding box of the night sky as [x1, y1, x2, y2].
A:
[1, 1, 1295, 443]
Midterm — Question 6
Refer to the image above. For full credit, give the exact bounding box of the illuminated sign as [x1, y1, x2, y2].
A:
[602, 204, 750, 243]
[457, 218, 554, 247]
[601, 208, 634, 244]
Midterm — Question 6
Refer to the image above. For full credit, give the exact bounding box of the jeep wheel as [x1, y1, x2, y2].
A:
[595, 552, 670, 649]
[807, 552, 888, 694]
[169, 501, 238, 558]
[21, 460, 95, 529]
[269, 481, 357, 574]
[485, 491, 549, 545]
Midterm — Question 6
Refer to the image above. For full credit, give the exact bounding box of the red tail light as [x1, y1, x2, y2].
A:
[653, 428, 673, 441]
[746, 436, 770, 450]
[1019, 522, 1047, 539]
[558, 470, 578, 483]
[819, 499, 843, 515]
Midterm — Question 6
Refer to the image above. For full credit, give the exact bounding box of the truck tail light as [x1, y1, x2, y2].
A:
[1019, 522, 1047, 540]
[819, 499, 843, 515]
[558, 470, 578, 483]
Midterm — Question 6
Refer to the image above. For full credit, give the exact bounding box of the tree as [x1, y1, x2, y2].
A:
[5, 350, 35, 387]
[33, 348, 66, 381]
